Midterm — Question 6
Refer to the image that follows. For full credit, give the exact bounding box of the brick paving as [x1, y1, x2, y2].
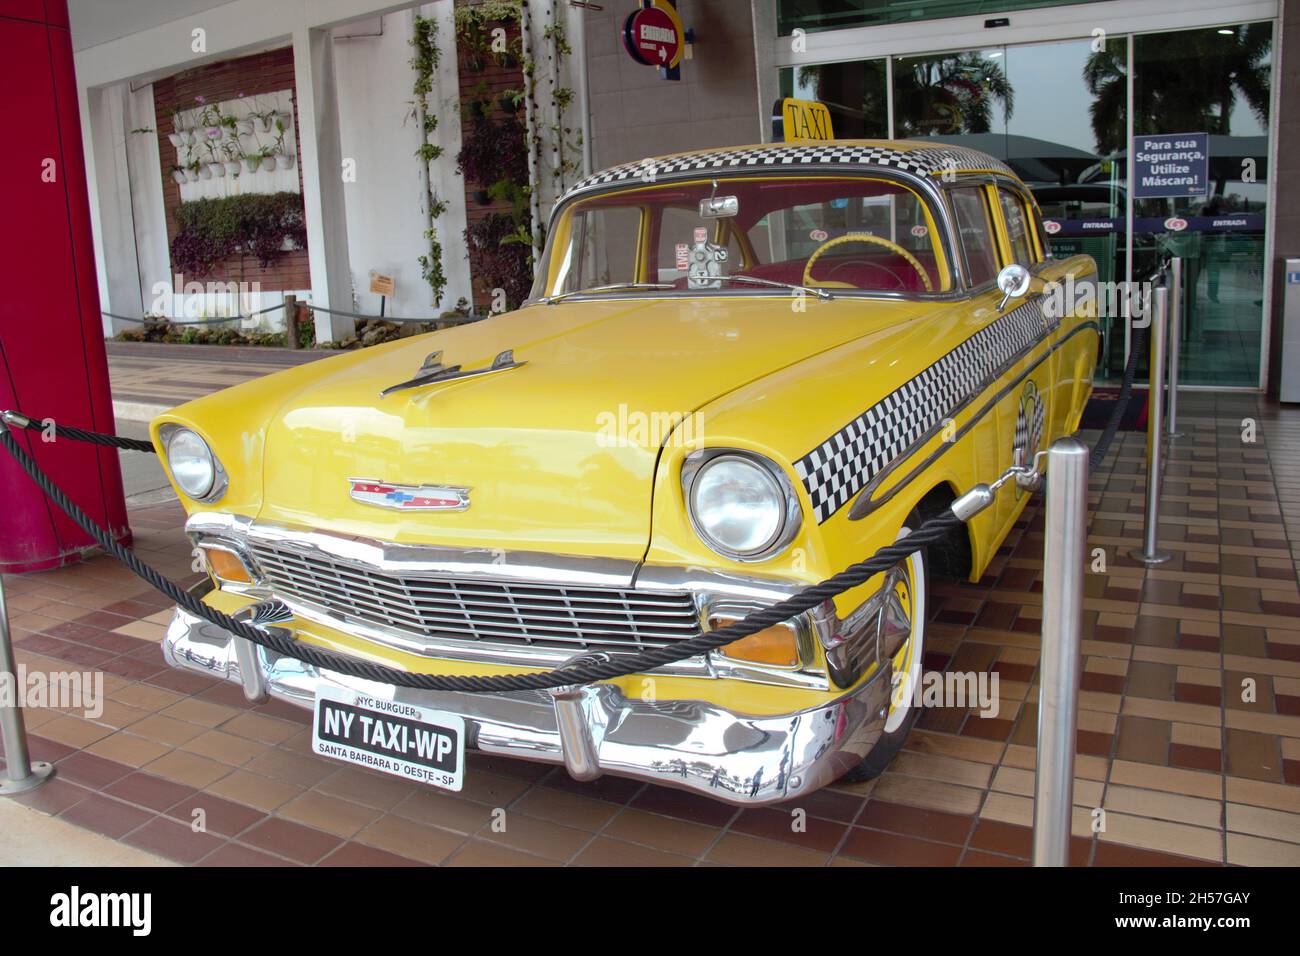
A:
[1, 391, 1298, 866]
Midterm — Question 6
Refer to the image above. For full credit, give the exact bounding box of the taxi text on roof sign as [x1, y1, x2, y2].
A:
[781, 98, 835, 142]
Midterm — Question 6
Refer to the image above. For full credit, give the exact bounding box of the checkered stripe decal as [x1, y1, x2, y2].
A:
[1029, 399, 1045, 459]
[794, 298, 1056, 524]
[1013, 402, 1031, 468]
[560, 143, 1015, 203]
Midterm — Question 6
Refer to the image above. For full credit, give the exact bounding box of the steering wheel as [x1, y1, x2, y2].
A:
[825, 257, 907, 291]
[802, 233, 934, 293]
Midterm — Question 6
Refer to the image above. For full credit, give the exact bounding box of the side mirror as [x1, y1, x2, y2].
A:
[996, 263, 1032, 312]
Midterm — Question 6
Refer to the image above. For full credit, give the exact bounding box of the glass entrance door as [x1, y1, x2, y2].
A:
[781, 18, 1275, 388]
[1132, 24, 1273, 387]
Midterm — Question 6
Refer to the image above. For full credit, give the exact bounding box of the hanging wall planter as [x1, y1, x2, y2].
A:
[167, 131, 185, 148]
[225, 160, 242, 177]
[243, 153, 262, 174]
[260, 154, 276, 172]
[236, 118, 253, 136]
[198, 165, 212, 180]
[208, 162, 226, 178]
[171, 167, 186, 184]
[275, 152, 294, 170]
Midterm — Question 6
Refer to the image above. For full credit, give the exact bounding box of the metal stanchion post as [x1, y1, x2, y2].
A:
[1033, 437, 1088, 867]
[284, 293, 299, 350]
[1129, 284, 1172, 566]
[1167, 257, 1184, 438]
[0, 575, 55, 795]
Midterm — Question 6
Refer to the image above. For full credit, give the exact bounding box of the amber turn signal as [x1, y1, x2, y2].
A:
[202, 547, 253, 584]
[712, 619, 800, 668]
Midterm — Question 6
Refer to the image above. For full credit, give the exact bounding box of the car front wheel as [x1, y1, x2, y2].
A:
[838, 515, 928, 783]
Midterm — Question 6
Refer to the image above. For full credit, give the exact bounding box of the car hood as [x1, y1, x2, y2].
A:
[251, 295, 927, 560]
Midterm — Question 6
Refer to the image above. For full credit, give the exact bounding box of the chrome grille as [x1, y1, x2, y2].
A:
[249, 540, 702, 653]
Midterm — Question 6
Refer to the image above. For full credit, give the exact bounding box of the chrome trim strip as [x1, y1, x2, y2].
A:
[188, 517, 644, 589]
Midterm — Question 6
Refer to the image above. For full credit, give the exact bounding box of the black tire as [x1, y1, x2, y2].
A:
[837, 510, 929, 784]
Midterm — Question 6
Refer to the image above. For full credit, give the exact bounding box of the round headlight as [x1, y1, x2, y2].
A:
[166, 428, 217, 499]
[688, 455, 788, 558]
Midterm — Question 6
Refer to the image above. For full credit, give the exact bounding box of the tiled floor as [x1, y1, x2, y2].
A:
[2, 391, 1298, 866]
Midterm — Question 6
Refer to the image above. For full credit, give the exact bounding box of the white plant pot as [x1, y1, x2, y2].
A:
[243, 156, 261, 173]
[180, 129, 195, 146]
[236, 119, 253, 136]
[198, 166, 212, 180]
[167, 132, 184, 148]
[209, 162, 226, 178]
[257, 116, 274, 133]
[275, 153, 294, 170]
[184, 169, 199, 182]
[171, 169, 186, 184]
[225, 160, 242, 176]
[261, 155, 277, 172]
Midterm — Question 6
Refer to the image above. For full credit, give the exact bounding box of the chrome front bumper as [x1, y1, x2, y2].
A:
[162, 606, 892, 806]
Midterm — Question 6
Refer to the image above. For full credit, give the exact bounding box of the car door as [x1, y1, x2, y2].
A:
[978, 183, 1049, 536]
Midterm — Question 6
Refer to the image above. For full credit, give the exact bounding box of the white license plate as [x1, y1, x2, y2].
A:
[312, 684, 465, 792]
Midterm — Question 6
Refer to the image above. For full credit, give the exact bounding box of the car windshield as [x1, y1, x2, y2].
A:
[530, 175, 951, 301]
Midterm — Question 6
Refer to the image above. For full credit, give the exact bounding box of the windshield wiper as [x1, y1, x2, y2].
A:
[539, 282, 674, 305]
[718, 275, 836, 300]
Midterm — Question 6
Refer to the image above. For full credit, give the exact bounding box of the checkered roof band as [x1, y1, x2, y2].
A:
[794, 296, 1058, 524]
[559, 143, 1016, 204]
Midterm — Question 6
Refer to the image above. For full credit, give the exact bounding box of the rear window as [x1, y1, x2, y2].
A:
[998, 188, 1038, 267]
[949, 187, 999, 287]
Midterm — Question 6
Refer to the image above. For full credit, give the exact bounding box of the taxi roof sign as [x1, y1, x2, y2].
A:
[776, 98, 835, 143]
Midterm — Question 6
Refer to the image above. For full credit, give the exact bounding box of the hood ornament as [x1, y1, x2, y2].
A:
[380, 349, 525, 398]
[349, 479, 470, 511]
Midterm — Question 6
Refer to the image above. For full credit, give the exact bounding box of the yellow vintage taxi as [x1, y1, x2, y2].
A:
[155, 140, 1098, 805]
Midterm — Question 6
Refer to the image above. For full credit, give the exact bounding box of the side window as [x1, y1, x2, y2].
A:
[949, 187, 999, 287]
[997, 188, 1039, 267]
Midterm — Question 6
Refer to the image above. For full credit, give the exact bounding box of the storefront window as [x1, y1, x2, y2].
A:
[778, 1, 1109, 36]
[780, 60, 887, 139]
[775, 15, 1274, 388]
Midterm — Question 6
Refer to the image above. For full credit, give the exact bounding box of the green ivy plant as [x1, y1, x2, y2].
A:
[410, 14, 448, 305]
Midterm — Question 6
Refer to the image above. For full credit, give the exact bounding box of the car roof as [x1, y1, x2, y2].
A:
[558, 140, 1018, 206]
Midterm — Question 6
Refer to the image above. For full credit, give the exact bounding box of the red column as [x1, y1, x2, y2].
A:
[0, 0, 131, 572]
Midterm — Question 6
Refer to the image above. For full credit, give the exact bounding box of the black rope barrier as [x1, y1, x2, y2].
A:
[1088, 324, 1148, 471]
[0, 313, 1149, 693]
[0, 422, 960, 693]
[1, 412, 155, 453]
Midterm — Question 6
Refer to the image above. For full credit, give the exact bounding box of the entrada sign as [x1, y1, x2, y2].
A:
[778, 97, 835, 142]
[623, 0, 688, 79]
